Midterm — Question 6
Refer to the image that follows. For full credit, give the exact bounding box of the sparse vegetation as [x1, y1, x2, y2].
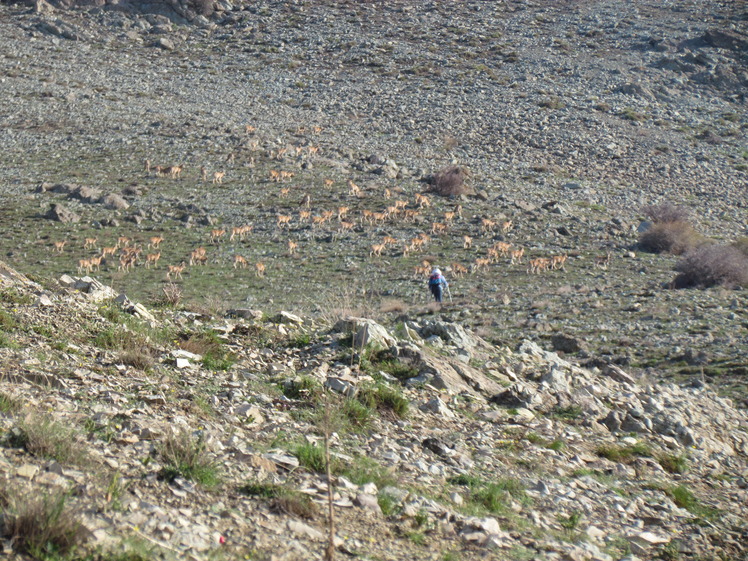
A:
[672, 244, 748, 288]
[430, 165, 471, 197]
[357, 381, 409, 418]
[8, 413, 86, 465]
[596, 442, 652, 463]
[1, 488, 88, 559]
[158, 429, 220, 487]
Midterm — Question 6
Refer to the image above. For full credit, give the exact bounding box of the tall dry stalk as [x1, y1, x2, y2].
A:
[323, 391, 336, 561]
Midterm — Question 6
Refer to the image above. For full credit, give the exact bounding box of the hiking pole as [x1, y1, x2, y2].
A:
[446, 284, 453, 303]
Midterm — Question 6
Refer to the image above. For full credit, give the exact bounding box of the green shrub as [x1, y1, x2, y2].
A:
[340, 456, 397, 489]
[668, 485, 720, 520]
[294, 442, 336, 474]
[0, 392, 21, 414]
[282, 375, 322, 401]
[159, 430, 220, 487]
[341, 397, 374, 430]
[448, 474, 528, 515]
[357, 381, 409, 418]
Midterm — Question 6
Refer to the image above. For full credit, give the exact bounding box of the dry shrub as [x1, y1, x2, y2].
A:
[672, 244, 748, 289]
[430, 165, 471, 197]
[638, 221, 703, 255]
[159, 283, 183, 308]
[2, 489, 87, 558]
[638, 202, 702, 255]
[641, 203, 691, 224]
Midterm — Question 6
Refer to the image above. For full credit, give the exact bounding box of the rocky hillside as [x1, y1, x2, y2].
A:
[0, 1, 747, 559]
[0, 261, 747, 561]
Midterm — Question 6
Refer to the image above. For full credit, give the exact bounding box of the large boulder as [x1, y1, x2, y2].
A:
[333, 317, 396, 350]
[44, 203, 80, 223]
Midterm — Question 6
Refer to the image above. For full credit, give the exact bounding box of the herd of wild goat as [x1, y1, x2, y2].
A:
[47, 124, 613, 292]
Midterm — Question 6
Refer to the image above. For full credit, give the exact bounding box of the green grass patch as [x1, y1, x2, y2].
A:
[0, 392, 21, 414]
[658, 452, 688, 474]
[340, 456, 398, 489]
[356, 381, 409, 419]
[596, 441, 652, 463]
[448, 474, 529, 515]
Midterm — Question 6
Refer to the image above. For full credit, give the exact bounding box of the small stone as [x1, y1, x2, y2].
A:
[17, 464, 40, 479]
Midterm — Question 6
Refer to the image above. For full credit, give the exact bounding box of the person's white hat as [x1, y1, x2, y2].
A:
[432, 268, 441, 275]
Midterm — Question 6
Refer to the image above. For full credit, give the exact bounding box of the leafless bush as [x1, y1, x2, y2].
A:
[159, 283, 183, 308]
[429, 165, 471, 197]
[672, 244, 748, 289]
[641, 203, 691, 224]
[638, 221, 703, 255]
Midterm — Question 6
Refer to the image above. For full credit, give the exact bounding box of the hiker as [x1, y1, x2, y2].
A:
[428, 268, 448, 303]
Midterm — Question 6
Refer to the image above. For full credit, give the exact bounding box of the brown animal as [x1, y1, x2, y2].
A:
[210, 229, 227, 243]
[452, 263, 469, 277]
[501, 220, 513, 234]
[431, 222, 447, 235]
[510, 247, 525, 264]
[276, 215, 292, 229]
[481, 218, 496, 233]
[323, 178, 334, 188]
[167, 262, 186, 280]
[233, 255, 249, 269]
[117, 236, 131, 248]
[551, 254, 567, 271]
[212, 171, 225, 184]
[53, 240, 67, 253]
[78, 258, 92, 275]
[462, 235, 473, 250]
[370, 243, 386, 257]
[348, 179, 361, 197]
[255, 262, 266, 277]
[414, 193, 430, 209]
[101, 246, 117, 259]
[288, 240, 298, 255]
[145, 252, 161, 269]
[595, 252, 612, 270]
[84, 237, 97, 250]
[148, 236, 164, 249]
[280, 187, 290, 198]
[473, 257, 490, 272]
[201, 166, 208, 182]
[189, 247, 207, 266]
[299, 210, 312, 222]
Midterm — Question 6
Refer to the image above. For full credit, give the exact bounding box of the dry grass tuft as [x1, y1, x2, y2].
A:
[10, 413, 87, 465]
[1, 488, 88, 558]
[672, 244, 748, 289]
[379, 299, 408, 314]
[429, 165, 472, 197]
